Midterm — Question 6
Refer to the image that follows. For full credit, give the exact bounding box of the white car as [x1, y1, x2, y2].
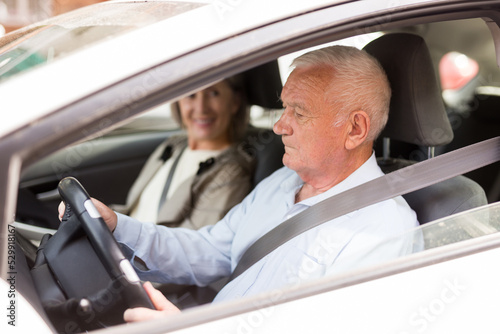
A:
[1, 0, 499, 333]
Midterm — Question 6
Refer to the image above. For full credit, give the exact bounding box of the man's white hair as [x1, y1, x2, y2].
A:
[292, 45, 391, 141]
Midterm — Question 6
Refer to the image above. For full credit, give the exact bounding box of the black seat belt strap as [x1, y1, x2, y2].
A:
[157, 144, 187, 214]
[228, 136, 500, 282]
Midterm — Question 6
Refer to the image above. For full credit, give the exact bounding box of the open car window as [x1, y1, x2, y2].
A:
[112, 30, 384, 136]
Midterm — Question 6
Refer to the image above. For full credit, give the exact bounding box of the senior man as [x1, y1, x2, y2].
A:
[65, 45, 418, 321]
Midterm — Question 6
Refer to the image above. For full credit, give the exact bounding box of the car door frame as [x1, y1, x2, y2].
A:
[2, 0, 500, 330]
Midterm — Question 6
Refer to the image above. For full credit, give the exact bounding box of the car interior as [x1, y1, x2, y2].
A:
[16, 23, 499, 230]
[9, 14, 500, 333]
[364, 32, 488, 224]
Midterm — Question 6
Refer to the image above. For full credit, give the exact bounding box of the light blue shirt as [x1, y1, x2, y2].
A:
[114, 153, 418, 302]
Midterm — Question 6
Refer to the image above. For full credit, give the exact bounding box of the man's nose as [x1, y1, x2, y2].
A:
[273, 110, 292, 135]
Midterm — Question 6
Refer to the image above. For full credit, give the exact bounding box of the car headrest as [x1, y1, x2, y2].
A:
[363, 33, 453, 147]
[243, 60, 283, 109]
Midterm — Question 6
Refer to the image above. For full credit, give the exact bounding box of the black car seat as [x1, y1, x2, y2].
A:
[364, 33, 487, 224]
[445, 86, 500, 202]
[240, 60, 285, 187]
[242, 126, 285, 187]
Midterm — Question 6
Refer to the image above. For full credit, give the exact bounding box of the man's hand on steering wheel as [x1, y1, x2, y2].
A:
[58, 197, 117, 231]
[124, 282, 181, 323]
[58, 198, 181, 323]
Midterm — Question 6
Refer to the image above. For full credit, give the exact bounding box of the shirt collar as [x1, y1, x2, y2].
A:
[281, 152, 382, 208]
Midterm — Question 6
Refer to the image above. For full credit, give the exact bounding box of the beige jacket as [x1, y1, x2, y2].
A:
[119, 135, 256, 229]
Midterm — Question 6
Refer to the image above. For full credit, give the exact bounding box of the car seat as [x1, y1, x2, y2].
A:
[240, 60, 285, 187]
[363, 33, 487, 224]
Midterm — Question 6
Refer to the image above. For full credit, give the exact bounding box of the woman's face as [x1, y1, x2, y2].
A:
[178, 80, 241, 150]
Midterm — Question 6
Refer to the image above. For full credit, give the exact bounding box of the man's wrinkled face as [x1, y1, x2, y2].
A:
[273, 65, 348, 182]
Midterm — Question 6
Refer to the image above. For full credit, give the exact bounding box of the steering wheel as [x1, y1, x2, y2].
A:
[56, 177, 155, 326]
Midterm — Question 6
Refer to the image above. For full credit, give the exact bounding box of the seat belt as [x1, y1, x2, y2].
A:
[157, 144, 187, 214]
[228, 136, 500, 283]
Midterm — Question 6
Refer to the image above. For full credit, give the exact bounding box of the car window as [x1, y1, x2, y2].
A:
[440, 51, 480, 112]
[109, 103, 178, 135]
[440, 52, 479, 91]
[285, 202, 499, 293]
[117, 31, 385, 135]
[277, 31, 384, 83]
[353, 202, 500, 272]
[420, 201, 499, 249]
[111, 101, 285, 136]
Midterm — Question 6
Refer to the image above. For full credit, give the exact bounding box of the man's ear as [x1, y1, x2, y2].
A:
[345, 110, 370, 150]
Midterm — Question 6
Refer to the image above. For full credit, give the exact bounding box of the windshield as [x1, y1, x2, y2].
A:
[0, 1, 205, 81]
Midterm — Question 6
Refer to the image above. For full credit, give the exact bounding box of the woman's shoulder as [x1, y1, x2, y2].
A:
[219, 140, 257, 168]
